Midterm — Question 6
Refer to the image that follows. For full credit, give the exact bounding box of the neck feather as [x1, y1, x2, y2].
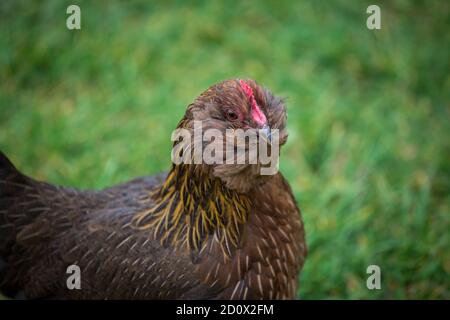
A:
[133, 164, 251, 256]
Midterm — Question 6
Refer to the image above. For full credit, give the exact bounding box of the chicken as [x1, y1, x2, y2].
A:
[0, 79, 307, 299]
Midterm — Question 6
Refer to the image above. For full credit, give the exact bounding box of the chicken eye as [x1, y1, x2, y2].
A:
[225, 110, 238, 121]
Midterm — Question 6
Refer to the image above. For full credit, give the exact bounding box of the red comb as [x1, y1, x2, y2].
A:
[239, 80, 267, 126]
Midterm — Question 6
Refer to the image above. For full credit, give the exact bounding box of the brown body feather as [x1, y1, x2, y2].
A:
[0, 79, 307, 299]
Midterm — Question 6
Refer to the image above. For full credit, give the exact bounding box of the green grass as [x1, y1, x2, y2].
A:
[0, 0, 448, 299]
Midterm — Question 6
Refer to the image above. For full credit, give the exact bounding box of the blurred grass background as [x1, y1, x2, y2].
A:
[0, 0, 448, 299]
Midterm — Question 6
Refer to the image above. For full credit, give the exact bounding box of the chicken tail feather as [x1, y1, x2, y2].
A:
[0, 151, 46, 297]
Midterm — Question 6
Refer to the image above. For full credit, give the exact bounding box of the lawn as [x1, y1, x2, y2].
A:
[0, 0, 448, 299]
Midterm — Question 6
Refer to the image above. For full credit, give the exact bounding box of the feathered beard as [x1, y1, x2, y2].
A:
[171, 120, 286, 192]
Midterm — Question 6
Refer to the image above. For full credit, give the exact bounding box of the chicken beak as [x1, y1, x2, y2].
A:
[260, 124, 272, 143]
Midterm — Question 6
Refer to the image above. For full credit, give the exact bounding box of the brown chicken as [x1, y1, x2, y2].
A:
[0, 79, 306, 299]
